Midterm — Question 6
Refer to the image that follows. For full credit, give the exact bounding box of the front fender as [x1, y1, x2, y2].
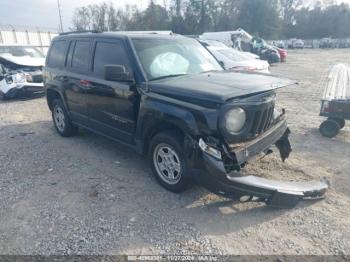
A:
[135, 94, 202, 154]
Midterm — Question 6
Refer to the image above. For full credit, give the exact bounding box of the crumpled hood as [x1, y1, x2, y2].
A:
[148, 71, 296, 106]
[231, 60, 269, 70]
[0, 54, 45, 67]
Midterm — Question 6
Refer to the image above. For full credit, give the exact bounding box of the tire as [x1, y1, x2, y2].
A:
[51, 99, 78, 137]
[0, 91, 6, 101]
[329, 118, 345, 129]
[148, 131, 193, 193]
[319, 120, 340, 138]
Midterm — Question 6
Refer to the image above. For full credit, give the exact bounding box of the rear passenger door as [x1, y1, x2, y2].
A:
[86, 38, 137, 144]
[64, 39, 93, 125]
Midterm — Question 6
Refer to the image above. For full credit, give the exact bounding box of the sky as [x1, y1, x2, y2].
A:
[0, 0, 163, 31]
[0, 0, 349, 31]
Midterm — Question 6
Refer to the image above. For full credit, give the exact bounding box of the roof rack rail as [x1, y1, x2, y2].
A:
[116, 31, 174, 35]
[59, 30, 101, 36]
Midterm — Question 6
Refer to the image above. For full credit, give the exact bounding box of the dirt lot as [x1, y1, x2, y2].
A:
[0, 49, 349, 255]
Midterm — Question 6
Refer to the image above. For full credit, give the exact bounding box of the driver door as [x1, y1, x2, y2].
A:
[86, 39, 137, 145]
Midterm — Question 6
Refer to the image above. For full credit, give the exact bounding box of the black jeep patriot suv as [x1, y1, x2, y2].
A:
[44, 32, 327, 207]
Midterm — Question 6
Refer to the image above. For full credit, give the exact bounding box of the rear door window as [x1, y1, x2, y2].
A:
[47, 40, 67, 68]
[93, 41, 131, 79]
[65, 41, 75, 67]
[71, 40, 91, 72]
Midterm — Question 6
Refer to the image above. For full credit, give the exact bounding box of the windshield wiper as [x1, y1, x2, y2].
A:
[201, 69, 220, 74]
[149, 74, 187, 81]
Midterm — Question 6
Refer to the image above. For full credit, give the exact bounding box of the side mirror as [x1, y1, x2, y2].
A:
[219, 60, 225, 68]
[104, 65, 133, 82]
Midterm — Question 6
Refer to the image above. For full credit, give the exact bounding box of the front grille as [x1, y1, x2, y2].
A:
[31, 75, 43, 83]
[222, 91, 277, 144]
[249, 105, 275, 138]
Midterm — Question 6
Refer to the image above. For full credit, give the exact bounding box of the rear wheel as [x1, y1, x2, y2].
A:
[149, 131, 193, 193]
[319, 119, 340, 138]
[52, 99, 78, 137]
[329, 118, 345, 129]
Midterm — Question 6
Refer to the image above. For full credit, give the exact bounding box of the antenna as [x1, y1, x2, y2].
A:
[57, 0, 64, 32]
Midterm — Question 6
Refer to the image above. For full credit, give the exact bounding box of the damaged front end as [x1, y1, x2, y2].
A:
[0, 46, 45, 99]
[193, 92, 328, 208]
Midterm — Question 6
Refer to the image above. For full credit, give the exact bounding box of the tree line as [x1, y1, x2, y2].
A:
[71, 0, 350, 39]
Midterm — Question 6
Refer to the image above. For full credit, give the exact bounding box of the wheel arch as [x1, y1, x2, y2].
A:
[46, 88, 62, 111]
[135, 102, 200, 155]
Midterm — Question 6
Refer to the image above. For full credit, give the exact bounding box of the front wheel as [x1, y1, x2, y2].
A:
[52, 99, 78, 137]
[0, 91, 6, 101]
[319, 119, 340, 138]
[148, 131, 193, 193]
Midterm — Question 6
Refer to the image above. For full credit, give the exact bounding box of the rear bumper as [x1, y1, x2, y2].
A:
[193, 119, 328, 208]
[320, 100, 350, 120]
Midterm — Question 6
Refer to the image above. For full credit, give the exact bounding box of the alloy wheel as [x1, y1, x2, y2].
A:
[153, 143, 182, 185]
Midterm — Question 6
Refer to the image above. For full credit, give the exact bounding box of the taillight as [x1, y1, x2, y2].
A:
[322, 101, 332, 113]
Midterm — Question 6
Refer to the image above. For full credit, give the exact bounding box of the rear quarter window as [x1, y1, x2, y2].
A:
[47, 40, 67, 68]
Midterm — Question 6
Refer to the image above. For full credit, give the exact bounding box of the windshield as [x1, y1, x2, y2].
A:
[131, 37, 223, 80]
[215, 48, 251, 62]
[0, 46, 44, 58]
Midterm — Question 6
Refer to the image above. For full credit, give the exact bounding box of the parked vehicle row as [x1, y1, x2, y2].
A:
[272, 38, 350, 49]
[199, 30, 288, 64]
[199, 40, 270, 73]
[43, 31, 328, 208]
[250, 37, 282, 64]
[287, 39, 305, 49]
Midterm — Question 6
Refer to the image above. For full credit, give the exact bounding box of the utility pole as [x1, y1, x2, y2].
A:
[200, 0, 205, 33]
[176, 0, 181, 17]
[57, 0, 64, 32]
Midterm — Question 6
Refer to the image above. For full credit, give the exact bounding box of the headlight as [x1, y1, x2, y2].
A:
[224, 107, 246, 134]
[13, 73, 26, 83]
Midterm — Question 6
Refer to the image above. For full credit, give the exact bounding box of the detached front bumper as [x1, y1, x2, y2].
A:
[4, 82, 44, 99]
[194, 119, 328, 208]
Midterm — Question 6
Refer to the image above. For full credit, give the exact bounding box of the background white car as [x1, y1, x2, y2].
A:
[200, 40, 270, 73]
[0, 45, 45, 99]
[288, 39, 304, 49]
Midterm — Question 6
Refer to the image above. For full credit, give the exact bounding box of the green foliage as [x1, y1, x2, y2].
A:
[71, 0, 350, 39]
[237, 0, 282, 39]
[288, 3, 350, 38]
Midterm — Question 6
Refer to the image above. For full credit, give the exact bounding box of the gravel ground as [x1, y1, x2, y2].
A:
[0, 49, 349, 255]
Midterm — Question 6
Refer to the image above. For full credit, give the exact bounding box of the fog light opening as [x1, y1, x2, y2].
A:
[198, 138, 222, 160]
[240, 195, 251, 202]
